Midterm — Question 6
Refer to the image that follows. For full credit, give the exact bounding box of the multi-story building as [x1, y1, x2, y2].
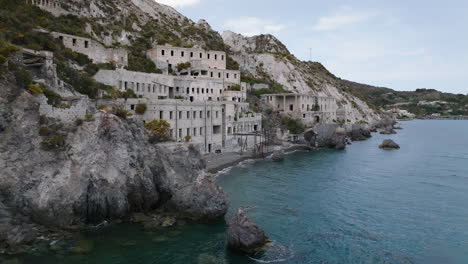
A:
[261, 93, 338, 125]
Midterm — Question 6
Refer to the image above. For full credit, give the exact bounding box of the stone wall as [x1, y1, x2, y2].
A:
[51, 32, 128, 67]
[29, 0, 67, 16]
[38, 96, 93, 123]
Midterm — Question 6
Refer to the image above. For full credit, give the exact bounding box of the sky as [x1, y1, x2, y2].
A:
[155, 0, 468, 94]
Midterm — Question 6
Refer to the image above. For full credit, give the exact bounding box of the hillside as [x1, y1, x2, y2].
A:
[222, 31, 381, 123]
[340, 80, 468, 116]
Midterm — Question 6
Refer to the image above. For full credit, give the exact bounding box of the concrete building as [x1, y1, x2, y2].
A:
[94, 69, 248, 103]
[50, 32, 128, 67]
[261, 93, 338, 125]
[147, 45, 227, 70]
[94, 68, 261, 153]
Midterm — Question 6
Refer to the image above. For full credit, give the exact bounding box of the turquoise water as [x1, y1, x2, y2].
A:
[5, 120, 468, 264]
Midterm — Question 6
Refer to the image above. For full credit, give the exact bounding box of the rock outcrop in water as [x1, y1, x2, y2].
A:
[348, 124, 372, 141]
[379, 139, 400, 149]
[304, 125, 347, 150]
[0, 74, 227, 252]
[380, 128, 397, 135]
[227, 208, 269, 254]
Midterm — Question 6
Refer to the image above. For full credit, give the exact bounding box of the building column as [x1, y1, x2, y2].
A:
[283, 95, 286, 111]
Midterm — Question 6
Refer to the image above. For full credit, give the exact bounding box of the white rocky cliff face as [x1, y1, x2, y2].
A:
[222, 31, 381, 123]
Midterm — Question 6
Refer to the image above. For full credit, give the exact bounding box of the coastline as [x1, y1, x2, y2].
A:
[204, 144, 311, 174]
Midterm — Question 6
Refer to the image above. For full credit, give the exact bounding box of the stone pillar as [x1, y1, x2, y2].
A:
[283, 95, 286, 112]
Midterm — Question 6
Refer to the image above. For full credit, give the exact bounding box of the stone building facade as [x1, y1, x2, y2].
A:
[94, 69, 248, 103]
[261, 93, 338, 125]
[28, 0, 67, 16]
[147, 45, 227, 70]
[50, 32, 128, 67]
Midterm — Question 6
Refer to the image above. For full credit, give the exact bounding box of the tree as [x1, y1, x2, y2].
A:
[135, 103, 147, 114]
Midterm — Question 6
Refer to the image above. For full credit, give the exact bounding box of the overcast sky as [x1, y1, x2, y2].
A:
[155, 0, 468, 94]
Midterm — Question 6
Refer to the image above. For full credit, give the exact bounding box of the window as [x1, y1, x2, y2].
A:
[197, 88, 200, 94]
[215, 54, 217, 60]
[200, 111, 203, 118]
[170, 111, 173, 120]
[221, 55, 224, 60]
[213, 125, 221, 134]
[227, 73, 230, 78]
[59, 35, 63, 41]
[187, 111, 190, 119]
[72, 38, 77, 46]
[218, 73, 221, 78]
[181, 51, 184, 57]
[210, 72, 213, 77]
[84, 41, 89, 48]
[159, 111, 163, 119]
[215, 111, 219, 118]
[171, 50, 174, 56]
[234, 74, 237, 79]
[200, 127, 203, 136]
[208, 53, 210, 59]
[200, 53, 202, 58]
[190, 52, 193, 57]
[179, 129, 182, 138]
[161, 50, 165, 56]
[130, 105, 135, 110]
[179, 111, 182, 119]
[193, 128, 197, 136]
[193, 111, 197, 119]
[207, 111, 210, 118]
[187, 128, 190, 136]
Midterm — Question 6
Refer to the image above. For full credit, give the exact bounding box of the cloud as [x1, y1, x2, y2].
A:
[224, 17, 286, 36]
[154, 0, 201, 8]
[312, 7, 375, 31]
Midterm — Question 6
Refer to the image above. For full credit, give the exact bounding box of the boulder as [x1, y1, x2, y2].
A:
[304, 125, 346, 150]
[349, 124, 372, 141]
[271, 150, 285, 162]
[379, 139, 400, 149]
[227, 208, 269, 254]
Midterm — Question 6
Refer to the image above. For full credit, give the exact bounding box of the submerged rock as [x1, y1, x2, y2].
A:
[227, 208, 269, 254]
[271, 150, 285, 162]
[380, 128, 397, 135]
[379, 139, 400, 149]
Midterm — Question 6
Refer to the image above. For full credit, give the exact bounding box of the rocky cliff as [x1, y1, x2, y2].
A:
[222, 31, 381, 123]
[0, 72, 227, 252]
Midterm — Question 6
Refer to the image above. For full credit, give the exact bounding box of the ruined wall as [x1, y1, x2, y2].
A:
[38, 96, 94, 122]
[51, 32, 128, 67]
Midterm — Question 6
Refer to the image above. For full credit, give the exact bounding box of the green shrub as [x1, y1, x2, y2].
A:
[43, 88, 62, 105]
[184, 135, 192, 142]
[312, 104, 320, 111]
[38, 127, 50, 136]
[75, 118, 84, 126]
[281, 116, 305, 134]
[85, 114, 93, 120]
[265, 108, 273, 115]
[227, 84, 241, 91]
[41, 135, 65, 150]
[0, 55, 6, 65]
[135, 103, 147, 115]
[97, 105, 108, 110]
[28, 83, 44, 94]
[176, 62, 191, 72]
[113, 107, 131, 119]
[145, 120, 171, 138]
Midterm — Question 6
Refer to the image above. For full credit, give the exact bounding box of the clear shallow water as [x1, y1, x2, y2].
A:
[4, 120, 468, 264]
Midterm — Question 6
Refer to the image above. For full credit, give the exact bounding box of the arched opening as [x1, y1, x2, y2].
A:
[315, 116, 320, 123]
